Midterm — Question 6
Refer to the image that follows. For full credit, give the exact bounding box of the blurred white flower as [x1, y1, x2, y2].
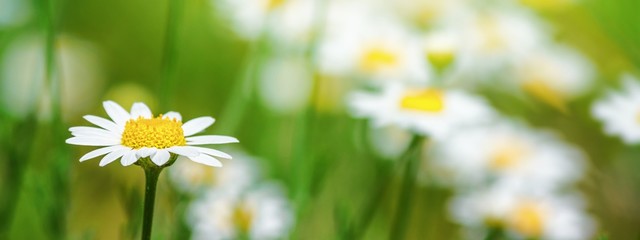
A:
[423, 29, 461, 73]
[258, 54, 312, 113]
[170, 150, 260, 194]
[368, 125, 413, 159]
[189, 183, 294, 240]
[0, 0, 30, 27]
[348, 82, 495, 139]
[453, 8, 549, 81]
[592, 74, 640, 144]
[213, 0, 287, 40]
[450, 182, 596, 240]
[317, 2, 430, 84]
[66, 101, 238, 167]
[513, 45, 595, 109]
[212, 0, 315, 46]
[0, 34, 105, 121]
[386, 0, 465, 27]
[432, 120, 585, 190]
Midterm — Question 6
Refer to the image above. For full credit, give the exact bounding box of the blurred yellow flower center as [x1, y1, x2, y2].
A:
[360, 46, 399, 72]
[490, 141, 529, 170]
[400, 89, 445, 112]
[121, 116, 186, 149]
[520, 0, 570, 10]
[522, 80, 567, 112]
[510, 202, 545, 237]
[232, 205, 254, 233]
[427, 50, 456, 71]
[263, 0, 285, 10]
[478, 17, 505, 53]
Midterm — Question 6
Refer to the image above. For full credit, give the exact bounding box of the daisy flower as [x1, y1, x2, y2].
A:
[431, 120, 585, 190]
[66, 101, 238, 167]
[591, 74, 640, 144]
[188, 183, 294, 240]
[317, 2, 430, 84]
[450, 182, 596, 240]
[453, 8, 549, 81]
[348, 82, 496, 139]
[513, 45, 594, 109]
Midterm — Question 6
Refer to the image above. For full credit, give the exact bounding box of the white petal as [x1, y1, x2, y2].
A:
[66, 137, 120, 146]
[167, 146, 199, 157]
[190, 146, 232, 159]
[182, 117, 216, 136]
[151, 149, 170, 166]
[130, 102, 153, 119]
[186, 135, 239, 145]
[70, 127, 120, 138]
[121, 150, 139, 166]
[136, 147, 157, 158]
[163, 111, 182, 121]
[79, 145, 127, 162]
[99, 147, 131, 166]
[188, 154, 223, 167]
[103, 101, 131, 125]
[84, 115, 121, 133]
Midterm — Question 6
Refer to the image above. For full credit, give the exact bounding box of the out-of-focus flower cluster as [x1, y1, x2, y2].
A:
[211, 0, 599, 239]
[170, 150, 294, 240]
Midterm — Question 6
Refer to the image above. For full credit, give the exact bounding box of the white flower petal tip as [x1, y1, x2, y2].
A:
[102, 100, 130, 125]
[182, 116, 216, 136]
[151, 149, 171, 166]
[163, 111, 182, 121]
[121, 151, 139, 166]
[186, 135, 239, 145]
[130, 102, 153, 119]
[98, 148, 130, 167]
[189, 154, 223, 167]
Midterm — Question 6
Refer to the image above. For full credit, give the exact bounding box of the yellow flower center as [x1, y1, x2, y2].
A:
[509, 202, 545, 237]
[360, 46, 399, 72]
[427, 50, 456, 71]
[400, 89, 445, 112]
[522, 79, 567, 112]
[490, 140, 529, 171]
[232, 205, 254, 233]
[478, 17, 505, 53]
[263, 0, 285, 11]
[121, 116, 186, 149]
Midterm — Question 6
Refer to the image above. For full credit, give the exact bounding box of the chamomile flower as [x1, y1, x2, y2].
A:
[188, 183, 294, 240]
[450, 182, 596, 240]
[258, 54, 313, 114]
[348, 82, 495, 139]
[454, 8, 548, 81]
[592, 74, 640, 144]
[317, 3, 430, 84]
[431, 121, 585, 190]
[213, 0, 288, 40]
[66, 101, 238, 167]
[513, 45, 594, 110]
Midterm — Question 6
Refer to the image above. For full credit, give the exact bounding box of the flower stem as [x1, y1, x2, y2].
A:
[141, 164, 162, 240]
[389, 135, 426, 240]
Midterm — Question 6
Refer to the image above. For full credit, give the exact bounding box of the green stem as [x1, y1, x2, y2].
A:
[141, 164, 162, 240]
[159, 0, 183, 112]
[389, 135, 425, 240]
[483, 227, 504, 240]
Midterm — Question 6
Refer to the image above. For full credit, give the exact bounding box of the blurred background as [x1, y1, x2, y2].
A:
[1, 0, 640, 239]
